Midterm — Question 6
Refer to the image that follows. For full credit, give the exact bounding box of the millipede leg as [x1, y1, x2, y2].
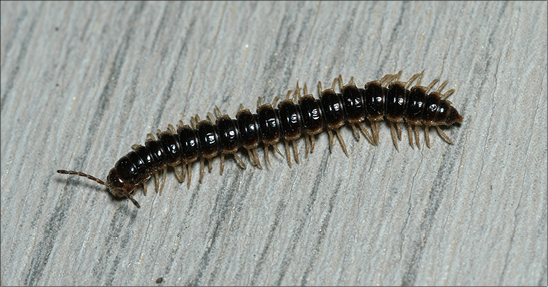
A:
[327, 129, 334, 152]
[292, 140, 300, 164]
[173, 166, 185, 182]
[168, 124, 176, 134]
[246, 148, 256, 167]
[252, 149, 263, 169]
[331, 77, 338, 90]
[142, 182, 148, 196]
[350, 124, 360, 141]
[425, 79, 440, 93]
[441, 89, 455, 100]
[334, 128, 349, 156]
[358, 122, 374, 145]
[407, 124, 415, 149]
[437, 81, 449, 93]
[396, 122, 402, 140]
[154, 173, 160, 192]
[264, 145, 271, 166]
[310, 134, 316, 152]
[182, 163, 187, 182]
[233, 153, 247, 169]
[390, 122, 400, 152]
[220, 154, 226, 175]
[414, 125, 421, 149]
[160, 169, 166, 195]
[200, 158, 205, 183]
[416, 69, 425, 86]
[436, 126, 454, 144]
[271, 96, 280, 107]
[425, 125, 431, 148]
[371, 121, 380, 145]
[284, 141, 292, 168]
[208, 158, 213, 172]
[305, 135, 311, 157]
[187, 164, 192, 188]
[405, 73, 421, 89]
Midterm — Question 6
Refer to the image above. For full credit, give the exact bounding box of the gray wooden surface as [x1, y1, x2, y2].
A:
[1, 2, 546, 286]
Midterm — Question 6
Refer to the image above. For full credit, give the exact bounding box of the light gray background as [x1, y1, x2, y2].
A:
[1, 2, 546, 286]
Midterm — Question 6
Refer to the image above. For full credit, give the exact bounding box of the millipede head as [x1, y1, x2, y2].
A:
[57, 169, 141, 208]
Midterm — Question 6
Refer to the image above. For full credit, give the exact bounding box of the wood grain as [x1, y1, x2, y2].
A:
[1, 2, 546, 285]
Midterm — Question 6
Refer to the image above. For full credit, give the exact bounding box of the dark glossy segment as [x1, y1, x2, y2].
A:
[134, 145, 155, 174]
[277, 100, 302, 140]
[405, 86, 427, 123]
[126, 151, 148, 183]
[445, 106, 463, 125]
[385, 82, 407, 120]
[363, 82, 385, 120]
[257, 105, 281, 144]
[145, 139, 167, 168]
[236, 109, 260, 148]
[216, 116, 240, 153]
[197, 121, 220, 157]
[115, 156, 139, 183]
[341, 85, 366, 123]
[158, 133, 181, 165]
[434, 99, 450, 123]
[177, 126, 200, 162]
[423, 94, 441, 122]
[298, 95, 323, 134]
[320, 90, 345, 128]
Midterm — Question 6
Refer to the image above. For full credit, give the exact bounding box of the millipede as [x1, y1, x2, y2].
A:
[57, 71, 463, 208]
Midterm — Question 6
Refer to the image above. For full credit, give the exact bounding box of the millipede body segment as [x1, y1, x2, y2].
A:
[57, 71, 463, 208]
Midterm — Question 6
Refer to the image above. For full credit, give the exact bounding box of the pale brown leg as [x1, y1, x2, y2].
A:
[168, 124, 176, 134]
[271, 96, 280, 107]
[407, 124, 415, 149]
[264, 145, 271, 166]
[351, 123, 360, 141]
[437, 81, 448, 93]
[425, 125, 431, 148]
[284, 141, 292, 168]
[220, 154, 225, 175]
[416, 69, 425, 86]
[327, 129, 334, 152]
[390, 122, 399, 152]
[252, 149, 263, 169]
[396, 122, 402, 140]
[425, 79, 439, 93]
[414, 125, 421, 149]
[334, 128, 349, 156]
[187, 164, 192, 188]
[142, 182, 148, 196]
[305, 135, 311, 157]
[372, 121, 380, 145]
[405, 73, 420, 89]
[246, 148, 256, 167]
[441, 89, 455, 100]
[292, 140, 300, 164]
[436, 126, 454, 144]
[160, 169, 166, 195]
[358, 122, 375, 145]
[173, 166, 184, 182]
[208, 158, 213, 172]
[154, 173, 160, 191]
[272, 144, 284, 158]
[310, 134, 316, 152]
[233, 153, 247, 169]
[131, 144, 140, 150]
[200, 158, 205, 183]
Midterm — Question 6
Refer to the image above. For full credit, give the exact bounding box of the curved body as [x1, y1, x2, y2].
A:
[58, 71, 463, 208]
